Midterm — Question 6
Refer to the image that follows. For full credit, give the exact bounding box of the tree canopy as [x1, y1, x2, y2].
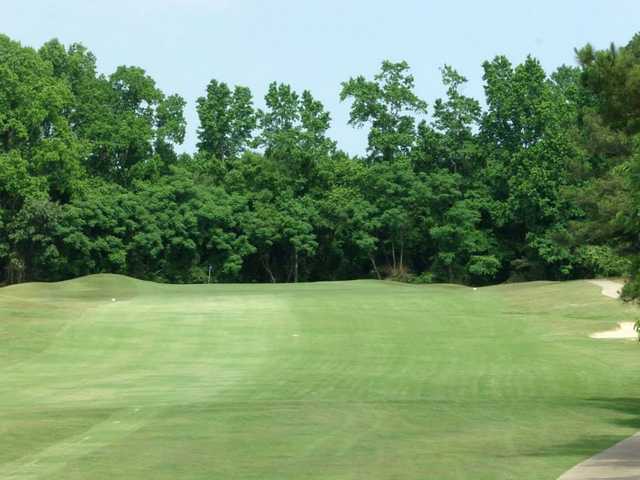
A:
[1, 32, 638, 297]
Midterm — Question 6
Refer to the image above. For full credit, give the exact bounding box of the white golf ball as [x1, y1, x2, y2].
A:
[112, 298, 116, 302]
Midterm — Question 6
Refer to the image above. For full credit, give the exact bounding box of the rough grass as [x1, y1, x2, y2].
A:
[0, 275, 638, 479]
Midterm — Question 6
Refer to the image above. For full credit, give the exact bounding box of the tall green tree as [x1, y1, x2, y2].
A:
[414, 66, 481, 176]
[257, 82, 335, 188]
[39, 41, 187, 185]
[3, 31, 640, 289]
[196, 80, 255, 161]
[341, 61, 427, 162]
[576, 35, 640, 298]
[480, 55, 578, 279]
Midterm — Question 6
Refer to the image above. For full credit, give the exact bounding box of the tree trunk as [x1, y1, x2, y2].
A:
[369, 253, 381, 280]
[261, 255, 276, 283]
[3, 129, 13, 150]
[7, 254, 25, 285]
[391, 242, 397, 271]
[293, 247, 299, 283]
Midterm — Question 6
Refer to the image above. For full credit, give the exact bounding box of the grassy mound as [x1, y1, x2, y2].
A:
[1, 276, 638, 479]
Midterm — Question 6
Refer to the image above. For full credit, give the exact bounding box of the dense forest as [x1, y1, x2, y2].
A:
[1, 32, 639, 297]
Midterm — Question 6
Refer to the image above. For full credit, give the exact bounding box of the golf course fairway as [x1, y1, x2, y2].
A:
[1, 275, 638, 479]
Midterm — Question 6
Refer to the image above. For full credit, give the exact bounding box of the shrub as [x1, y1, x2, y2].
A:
[576, 245, 631, 277]
[409, 272, 435, 284]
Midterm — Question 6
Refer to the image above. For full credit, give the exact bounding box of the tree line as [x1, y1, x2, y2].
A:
[1, 32, 639, 297]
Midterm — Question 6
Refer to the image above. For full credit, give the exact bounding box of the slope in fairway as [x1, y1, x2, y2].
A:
[1, 275, 639, 480]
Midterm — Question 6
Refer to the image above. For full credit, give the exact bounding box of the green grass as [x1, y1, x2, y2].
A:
[0, 275, 638, 479]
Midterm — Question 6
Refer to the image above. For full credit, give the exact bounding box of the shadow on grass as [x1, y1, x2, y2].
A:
[528, 397, 640, 460]
[587, 397, 640, 430]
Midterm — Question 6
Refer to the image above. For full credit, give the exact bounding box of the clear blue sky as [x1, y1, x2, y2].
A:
[3, 1, 640, 155]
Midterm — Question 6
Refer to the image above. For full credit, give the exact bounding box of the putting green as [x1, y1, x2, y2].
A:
[0, 275, 638, 479]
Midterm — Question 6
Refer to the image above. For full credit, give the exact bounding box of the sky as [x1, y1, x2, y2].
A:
[3, 1, 640, 155]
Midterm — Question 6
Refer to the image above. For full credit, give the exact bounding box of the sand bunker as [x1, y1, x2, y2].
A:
[588, 279, 623, 299]
[587, 280, 638, 340]
[558, 282, 639, 480]
[590, 322, 637, 340]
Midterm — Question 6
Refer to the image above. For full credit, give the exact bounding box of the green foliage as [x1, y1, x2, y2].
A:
[196, 80, 255, 160]
[414, 66, 480, 175]
[341, 60, 427, 162]
[575, 245, 631, 277]
[257, 82, 335, 189]
[467, 255, 501, 282]
[408, 271, 434, 284]
[1, 32, 640, 289]
[478, 55, 584, 280]
[576, 35, 640, 299]
[622, 255, 640, 302]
